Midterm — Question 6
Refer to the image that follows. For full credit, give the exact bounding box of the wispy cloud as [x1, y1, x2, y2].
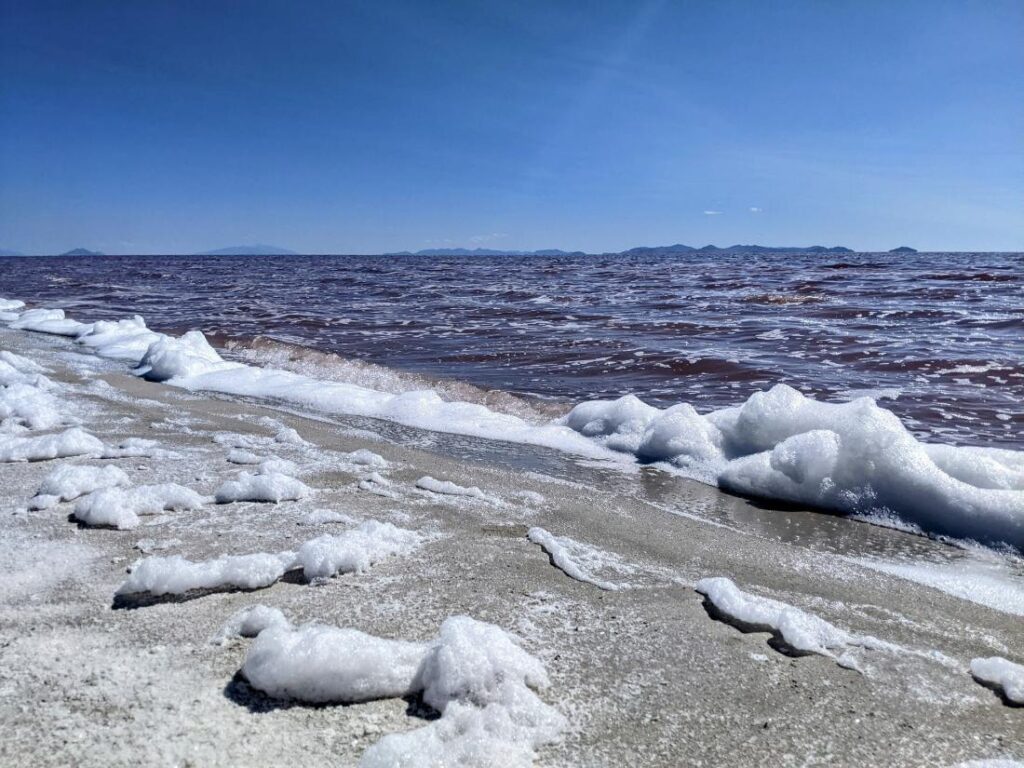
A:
[749, 207, 763, 213]
[703, 210, 722, 216]
[468, 232, 510, 244]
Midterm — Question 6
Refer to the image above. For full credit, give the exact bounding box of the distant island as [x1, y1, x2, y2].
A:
[390, 244, 856, 257]
[0, 248, 25, 257]
[888, 246, 918, 253]
[197, 245, 298, 256]
[60, 248, 104, 256]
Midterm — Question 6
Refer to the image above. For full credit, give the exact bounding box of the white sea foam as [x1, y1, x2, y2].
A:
[6, 300, 1023, 549]
[970, 656, 1024, 704]
[416, 475, 494, 502]
[240, 615, 564, 767]
[214, 467, 311, 503]
[695, 576, 889, 661]
[76, 315, 163, 360]
[564, 385, 1024, 549]
[213, 605, 292, 645]
[73, 483, 206, 529]
[851, 553, 1024, 617]
[527, 527, 635, 591]
[117, 551, 296, 595]
[0, 382, 64, 431]
[8, 307, 92, 336]
[31, 464, 129, 508]
[0, 428, 103, 462]
[294, 520, 422, 580]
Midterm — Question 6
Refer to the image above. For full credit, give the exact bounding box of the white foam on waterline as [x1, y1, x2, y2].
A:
[6, 298, 1023, 549]
[970, 656, 1024, 704]
[850, 554, 1024, 617]
[695, 576, 891, 662]
[563, 386, 1024, 549]
[239, 615, 564, 768]
[8, 307, 91, 336]
[526, 527, 636, 591]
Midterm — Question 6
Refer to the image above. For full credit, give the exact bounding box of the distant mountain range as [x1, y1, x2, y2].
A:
[617, 244, 856, 257]
[391, 244, 859, 257]
[61, 248, 104, 256]
[196, 245, 298, 256]
[386, 247, 586, 257]
[0, 243, 925, 257]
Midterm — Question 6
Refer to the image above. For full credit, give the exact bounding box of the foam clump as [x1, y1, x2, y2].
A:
[0, 382, 63, 431]
[137, 330, 241, 381]
[227, 448, 262, 465]
[0, 427, 103, 462]
[695, 576, 886, 660]
[970, 656, 1024, 704]
[343, 448, 389, 469]
[75, 315, 163, 360]
[213, 605, 293, 645]
[240, 615, 564, 767]
[294, 520, 422, 580]
[527, 527, 635, 591]
[215, 464, 311, 503]
[117, 551, 296, 595]
[31, 464, 129, 508]
[0, 350, 47, 384]
[416, 475, 493, 501]
[243, 624, 428, 703]
[8, 307, 92, 336]
[73, 483, 206, 529]
[563, 384, 1024, 549]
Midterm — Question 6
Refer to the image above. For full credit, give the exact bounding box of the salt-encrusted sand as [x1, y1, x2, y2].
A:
[1, 327, 1021, 767]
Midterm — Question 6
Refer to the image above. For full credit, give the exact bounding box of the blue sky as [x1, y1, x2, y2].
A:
[1, 0, 1021, 254]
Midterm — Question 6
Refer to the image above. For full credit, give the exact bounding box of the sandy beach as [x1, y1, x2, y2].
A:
[0, 324, 1020, 767]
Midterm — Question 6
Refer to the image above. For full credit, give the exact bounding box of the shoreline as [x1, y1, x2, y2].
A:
[0, 326, 1021, 766]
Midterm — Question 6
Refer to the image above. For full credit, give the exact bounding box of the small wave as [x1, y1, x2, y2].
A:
[223, 336, 567, 424]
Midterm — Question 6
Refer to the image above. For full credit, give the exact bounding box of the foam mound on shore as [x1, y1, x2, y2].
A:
[0, 428, 103, 462]
[564, 386, 1024, 549]
[214, 466, 311, 504]
[240, 615, 565, 767]
[118, 551, 297, 596]
[970, 656, 1024, 704]
[5, 297, 1023, 549]
[31, 464, 129, 508]
[73, 483, 206, 529]
[295, 520, 423, 580]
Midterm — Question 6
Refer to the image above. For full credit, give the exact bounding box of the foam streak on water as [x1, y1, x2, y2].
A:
[0, 251, 1020, 447]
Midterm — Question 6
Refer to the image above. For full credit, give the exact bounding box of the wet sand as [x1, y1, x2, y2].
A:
[0, 327, 1020, 767]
